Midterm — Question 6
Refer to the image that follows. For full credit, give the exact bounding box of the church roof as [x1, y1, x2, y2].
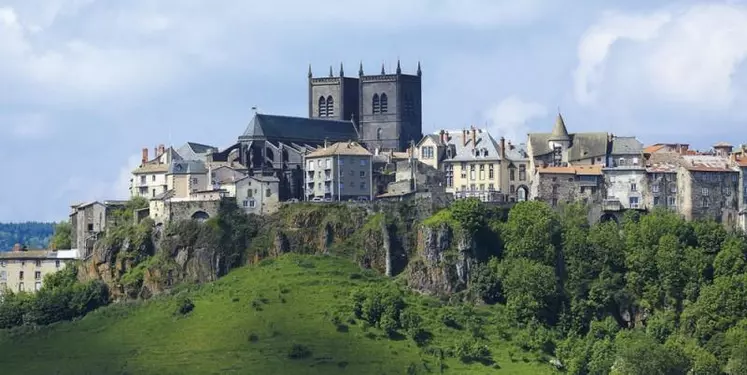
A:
[528, 132, 609, 161]
[240, 114, 358, 144]
[549, 113, 570, 142]
[168, 160, 208, 175]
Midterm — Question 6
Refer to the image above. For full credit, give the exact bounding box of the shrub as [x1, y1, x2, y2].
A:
[351, 285, 406, 335]
[454, 338, 492, 364]
[174, 297, 194, 316]
[287, 344, 312, 359]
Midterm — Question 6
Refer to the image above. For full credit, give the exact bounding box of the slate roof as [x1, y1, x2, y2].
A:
[240, 114, 359, 143]
[434, 129, 503, 162]
[305, 141, 372, 158]
[178, 142, 218, 161]
[537, 165, 602, 175]
[682, 155, 738, 173]
[168, 160, 208, 174]
[505, 143, 529, 161]
[611, 136, 643, 155]
[549, 114, 571, 142]
[528, 132, 609, 161]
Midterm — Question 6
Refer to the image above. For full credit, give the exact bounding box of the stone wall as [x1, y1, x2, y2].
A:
[644, 171, 678, 210]
[533, 172, 604, 207]
[162, 198, 227, 222]
[682, 170, 740, 224]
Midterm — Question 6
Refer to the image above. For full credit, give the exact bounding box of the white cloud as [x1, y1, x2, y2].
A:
[574, 3, 747, 110]
[573, 10, 670, 105]
[484, 96, 547, 143]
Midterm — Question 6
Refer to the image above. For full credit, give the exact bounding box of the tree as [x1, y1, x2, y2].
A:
[713, 236, 747, 278]
[498, 258, 558, 323]
[501, 201, 560, 267]
[49, 221, 72, 250]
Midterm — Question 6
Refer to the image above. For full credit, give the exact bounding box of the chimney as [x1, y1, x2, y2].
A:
[462, 129, 468, 146]
[439, 129, 446, 144]
[500, 137, 506, 159]
[157, 144, 166, 157]
[141, 148, 149, 164]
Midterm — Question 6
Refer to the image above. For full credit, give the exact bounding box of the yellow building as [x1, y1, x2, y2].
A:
[415, 128, 530, 202]
[0, 245, 79, 294]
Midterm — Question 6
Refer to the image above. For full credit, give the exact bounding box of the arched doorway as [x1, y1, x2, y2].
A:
[600, 213, 619, 224]
[191, 211, 210, 222]
[517, 186, 528, 202]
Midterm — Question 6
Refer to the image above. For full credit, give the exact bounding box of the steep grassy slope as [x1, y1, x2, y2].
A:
[0, 255, 554, 375]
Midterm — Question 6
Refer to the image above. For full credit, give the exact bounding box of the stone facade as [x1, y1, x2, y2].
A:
[159, 198, 225, 224]
[603, 168, 647, 210]
[531, 166, 604, 207]
[309, 61, 423, 152]
[678, 167, 740, 225]
[236, 175, 280, 215]
[70, 201, 126, 256]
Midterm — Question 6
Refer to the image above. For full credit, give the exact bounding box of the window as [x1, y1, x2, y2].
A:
[35, 260, 41, 267]
[372, 94, 380, 114]
[461, 185, 466, 192]
[510, 168, 516, 181]
[618, 157, 625, 166]
[510, 185, 515, 193]
[479, 184, 485, 191]
[191, 178, 198, 185]
[488, 164, 494, 179]
[380, 93, 388, 113]
[55, 260, 60, 268]
[0, 261, 4, 267]
[519, 165, 526, 181]
[671, 184, 677, 193]
[140, 175, 146, 184]
[376, 128, 382, 140]
[18, 282, 24, 292]
[668, 196, 676, 206]
[35, 282, 41, 291]
[470, 165, 476, 180]
[326, 159, 332, 169]
[19, 271, 24, 280]
[629, 197, 639, 208]
[35, 271, 41, 280]
[326, 95, 334, 117]
[654, 197, 660, 205]
[360, 159, 367, 166]
[460, 163, 467, 178]
[243, 200, 249, 207]
[152, 175, 156, 182]
[318, 96, 327, 117]
[479, 164, 485, 180]
[249, 200, 256, 208]
[488, 183, 494, 191]
[445, 164, 454, 188]
[247, 189, 253, 198]
[307, 160, 314, 170]
[630, 183, 637, 192]
[360, 182, 366, 189]
[470, 184, 476, 191]
[360, 171, 366, 178]
[421, 146, 434, 159]
[0, 271, 5, 280]
[701, 197, 709, 208]
[317, 160, 322, 168]
[652, 184, 660, 193]
[265, 189, 271, 198]
[702, 187, 709, 196]
[152, 189, 156, 197]
[21, 261, 25, 267]
[339, 182, 345, 190]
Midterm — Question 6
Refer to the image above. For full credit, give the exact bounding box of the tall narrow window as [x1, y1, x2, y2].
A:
[326, 96, 334, 117]
[380, 93, 388, 113]
[318, 96, 327, 117]
[376, 128, 383, 140]
[372, 94, 380, 114]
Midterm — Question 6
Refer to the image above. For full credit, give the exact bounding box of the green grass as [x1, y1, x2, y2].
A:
[0, 255, 554, 375]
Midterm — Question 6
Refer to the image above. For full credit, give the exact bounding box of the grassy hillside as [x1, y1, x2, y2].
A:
[0, 255, 553, 375]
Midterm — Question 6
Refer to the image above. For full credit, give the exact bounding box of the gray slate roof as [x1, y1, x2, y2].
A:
[528, 132, 609, 161]
[441, 129, 502, 162]
[505, 143, 529, 161]
[611, 136, 643, 155]
[549, 114, 571, 142]
[240, 114, 359, 143]
[178, 142, 218, 161]
[168, 160, 208, 174]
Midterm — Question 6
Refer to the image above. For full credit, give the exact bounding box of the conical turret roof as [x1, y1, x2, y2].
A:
[549, 113, 570, 141]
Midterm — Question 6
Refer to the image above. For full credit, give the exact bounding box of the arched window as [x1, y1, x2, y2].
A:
[380, 93, 388, 113]
[376, 128, 382, 140]
[326, 95, 334, 117]
[372, 94, 380, 114]
[518, 186, 527, 201]
[318, 96, 327, 117]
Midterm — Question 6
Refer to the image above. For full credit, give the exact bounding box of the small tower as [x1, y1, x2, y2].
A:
[548, 112, 571, 166]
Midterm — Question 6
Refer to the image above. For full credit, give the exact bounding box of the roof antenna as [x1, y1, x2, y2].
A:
[251, 106, 259, 114]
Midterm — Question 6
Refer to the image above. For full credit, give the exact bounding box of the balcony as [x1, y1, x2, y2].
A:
[454, 190, 505, 203]
[602, 199, 623, 212]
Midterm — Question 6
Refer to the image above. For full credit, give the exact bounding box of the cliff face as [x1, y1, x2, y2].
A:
[404, 222, 477, 295]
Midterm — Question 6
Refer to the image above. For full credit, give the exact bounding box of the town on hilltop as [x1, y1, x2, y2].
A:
[3, 60, 747, 294]
[72, 60, 747, 256]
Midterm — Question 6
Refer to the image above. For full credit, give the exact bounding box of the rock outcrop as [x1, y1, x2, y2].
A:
[404, 222, 477, 296]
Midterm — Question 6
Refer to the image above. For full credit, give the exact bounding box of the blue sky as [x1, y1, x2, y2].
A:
[2, 0, 747, 222]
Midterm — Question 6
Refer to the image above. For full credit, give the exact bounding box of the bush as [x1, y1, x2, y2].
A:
[287, 344, 312, 359]
[174, 297, 195, 316]
[351, 285, 405, 335]
[454, 338, 492, 364]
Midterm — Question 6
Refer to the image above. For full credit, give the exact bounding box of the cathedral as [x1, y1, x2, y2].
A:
[211, 60, 424, 200]
[308, 60, 423, 152]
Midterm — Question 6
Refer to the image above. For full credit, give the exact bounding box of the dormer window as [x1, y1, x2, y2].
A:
[483, 149, 489, 157]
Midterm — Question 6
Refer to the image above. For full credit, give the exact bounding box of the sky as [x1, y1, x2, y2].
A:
[2, 0, 747, 222]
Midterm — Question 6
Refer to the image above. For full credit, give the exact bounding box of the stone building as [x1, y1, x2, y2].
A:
[167, 160, 210, 198]
[603, 136, 646, 210]
[69, 200, 126, 257]
[732, 145, 747, 231]
[527, 113, 609, 172]
[0, 246, 79, 294]
[677, 155, 740, 225]
[235, 175, 280, 215]
[644, 154, 680, 210]
[210, 113, 358, 201]
[415, 128, 529, 203]
[308, 61, 422, 152]
[130, 145, 181, 198]
[530, 165, 604, 207]
[303, 141, 373, 201]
